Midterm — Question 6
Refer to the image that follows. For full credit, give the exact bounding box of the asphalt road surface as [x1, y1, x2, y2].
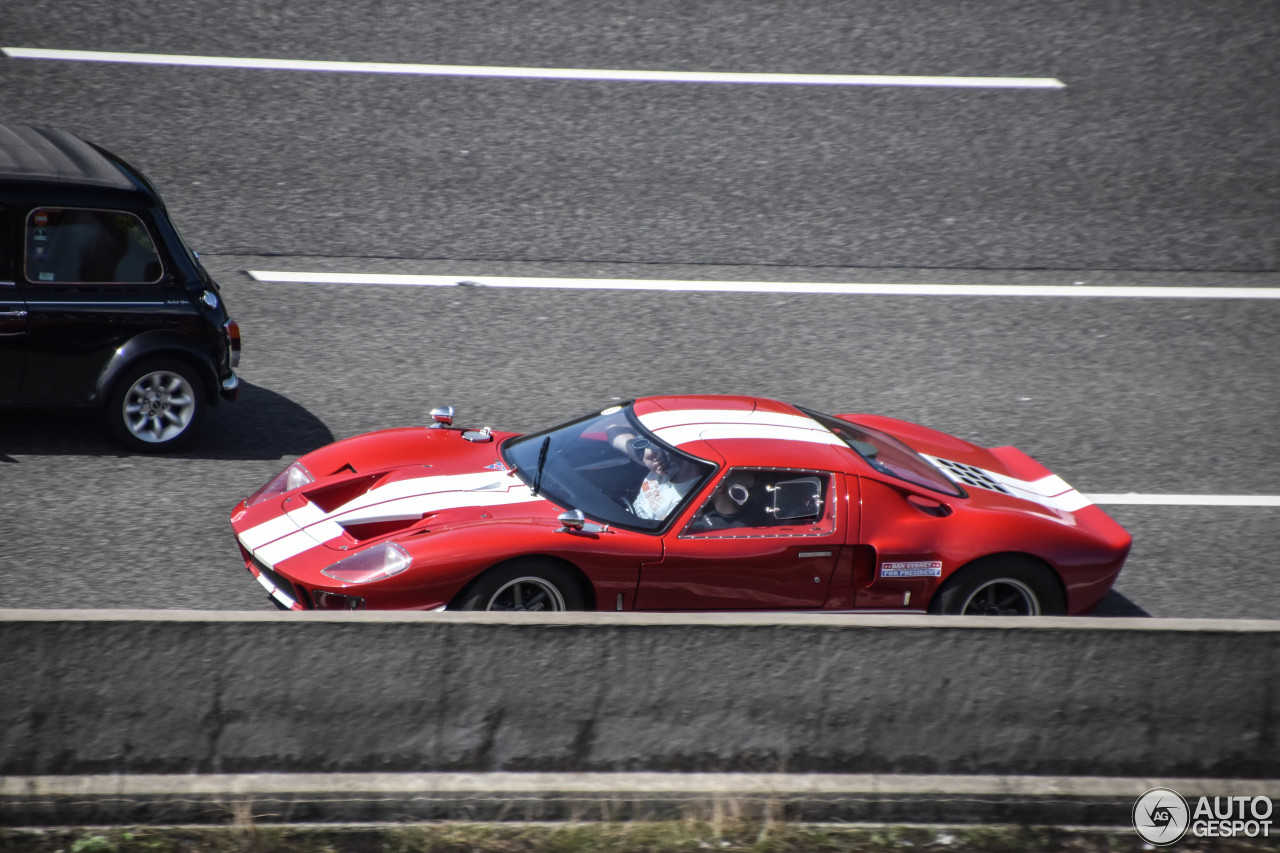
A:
[1, 0, 1277, 617]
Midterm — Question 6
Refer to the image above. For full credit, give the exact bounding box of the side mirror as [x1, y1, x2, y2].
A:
[429, 405, 455, 428]
[557, 509, 586, 531]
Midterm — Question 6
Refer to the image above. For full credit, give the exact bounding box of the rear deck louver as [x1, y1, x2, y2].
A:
[930, 458, 1011, 495]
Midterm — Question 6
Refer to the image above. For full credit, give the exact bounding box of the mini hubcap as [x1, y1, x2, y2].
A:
[123, 370, 195, 444]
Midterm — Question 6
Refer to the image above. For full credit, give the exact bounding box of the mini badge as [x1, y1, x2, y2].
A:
[484, 461, 506, 471]
[880, 560, 943, 578]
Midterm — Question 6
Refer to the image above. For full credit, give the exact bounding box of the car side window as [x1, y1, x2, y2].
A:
[682, 468, 836, 538]
[26, 207, 163, 284]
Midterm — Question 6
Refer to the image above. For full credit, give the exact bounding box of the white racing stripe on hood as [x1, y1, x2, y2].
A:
[329, 477, 538, 526]
[236, 513, 298, 551]
[639, 408, 843, 449]
[255, 504, 347, 569]
[241, 472, 542, 569]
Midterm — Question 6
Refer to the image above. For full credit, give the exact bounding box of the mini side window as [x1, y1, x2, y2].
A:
[682, 468, 835, 538]
[26, 208, 163, 284]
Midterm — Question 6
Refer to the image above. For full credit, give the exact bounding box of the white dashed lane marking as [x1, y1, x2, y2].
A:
[2, 47, 1066, 89]
[1087, 495, 1280, 507]
[248, 271, 1280, 300]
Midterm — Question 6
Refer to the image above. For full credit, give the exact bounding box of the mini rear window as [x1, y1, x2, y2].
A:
[26, 207, 163, 284]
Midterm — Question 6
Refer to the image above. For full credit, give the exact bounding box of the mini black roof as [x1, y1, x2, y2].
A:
[0, 123, 135, 190]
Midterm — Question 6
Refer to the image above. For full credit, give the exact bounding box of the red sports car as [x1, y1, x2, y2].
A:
[230, 395, 1130, 616]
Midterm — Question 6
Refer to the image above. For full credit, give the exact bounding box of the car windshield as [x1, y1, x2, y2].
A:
[501, 404, 716, 532]
[803, 408, 964, 497]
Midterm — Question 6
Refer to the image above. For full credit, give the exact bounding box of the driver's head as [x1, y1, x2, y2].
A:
[716, 470, 757, 510]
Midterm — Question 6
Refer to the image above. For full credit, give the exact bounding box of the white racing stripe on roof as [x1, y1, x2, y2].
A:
[638, 408, 826, 432]
[654, 423, 847, 448]
[638, 407, 845, 449]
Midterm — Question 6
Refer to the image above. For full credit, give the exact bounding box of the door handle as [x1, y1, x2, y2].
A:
[906, 494, 952, 517]
[0, 310, 29, 319]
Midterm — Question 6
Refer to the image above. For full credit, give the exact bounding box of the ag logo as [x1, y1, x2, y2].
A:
[1133, 787, 1190, 845]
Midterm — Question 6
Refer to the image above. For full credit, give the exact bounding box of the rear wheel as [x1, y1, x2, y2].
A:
[107, 358, 204, 452]
[457, 559, 586, 612]
[929, 556, 1065, 616]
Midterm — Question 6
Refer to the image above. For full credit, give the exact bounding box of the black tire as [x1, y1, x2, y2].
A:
[106, 358, 205, 452]
[929, 556, 1065, 616]
[456, 559, 586, 612]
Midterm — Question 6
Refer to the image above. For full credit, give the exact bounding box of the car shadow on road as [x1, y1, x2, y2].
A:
[0, 381, 334, 461]
[1089, 590, 1150, 617]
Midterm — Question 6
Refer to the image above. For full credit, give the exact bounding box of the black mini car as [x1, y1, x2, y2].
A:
[0, 124, 240, 451]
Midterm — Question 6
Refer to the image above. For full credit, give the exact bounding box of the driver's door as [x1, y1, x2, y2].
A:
[636, 469, 852, 610]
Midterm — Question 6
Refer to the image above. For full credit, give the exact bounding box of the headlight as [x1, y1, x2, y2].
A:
[321, 543, 412, 584]
[246, 461, 314, 507]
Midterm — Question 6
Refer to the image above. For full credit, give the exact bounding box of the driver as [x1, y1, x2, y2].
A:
[690, 469, 766, 530]
[607, 427, 701, 521]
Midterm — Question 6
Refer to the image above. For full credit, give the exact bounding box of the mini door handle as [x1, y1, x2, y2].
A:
[0, 310, 28, 319]
[798, 551, 832, 558]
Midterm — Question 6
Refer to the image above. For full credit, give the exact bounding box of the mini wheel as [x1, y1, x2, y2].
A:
[107, 358, 205, 452]
[929, 556, 1065, 616]
[457, 559, 586, 612]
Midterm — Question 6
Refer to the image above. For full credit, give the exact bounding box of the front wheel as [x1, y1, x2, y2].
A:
[107, 358, 205, 452]
[929, 557, 1065, 616]
[456, 559, 586, 612]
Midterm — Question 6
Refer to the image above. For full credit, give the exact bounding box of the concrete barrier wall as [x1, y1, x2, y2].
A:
[1, 611, 1276, 779]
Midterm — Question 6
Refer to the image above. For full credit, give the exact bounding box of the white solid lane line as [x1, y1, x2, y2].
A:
[248, 271, 1280, 299]
[1087, 494, 1280, 507]
[1, 47, 1066, 89]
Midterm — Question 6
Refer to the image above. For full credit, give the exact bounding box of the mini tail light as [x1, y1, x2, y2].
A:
[223, 318, 241, 368]
[312, 590, 365, 610]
